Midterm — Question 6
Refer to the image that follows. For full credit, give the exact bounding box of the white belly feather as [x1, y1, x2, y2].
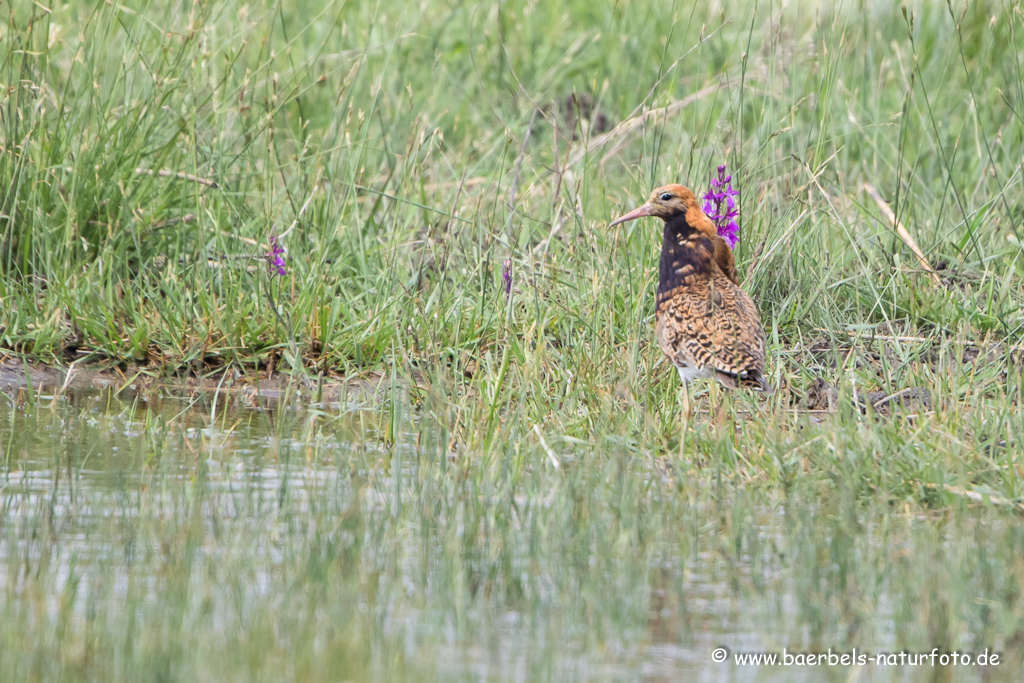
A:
[676, 364, 712, 384]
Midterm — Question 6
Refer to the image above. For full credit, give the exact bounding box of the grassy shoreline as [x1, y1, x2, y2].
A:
[2, 0, 1021, 428]
[1, 0, 1022, 490]
[3, 0, 1024, 528]
[2, 1, 1024, 678]
[2, 0, 1021, 370]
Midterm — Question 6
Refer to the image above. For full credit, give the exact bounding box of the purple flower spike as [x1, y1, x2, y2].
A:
[701, 164, 741, 249]
[268, 234, 287, 277]
[502, 259, 512, 299]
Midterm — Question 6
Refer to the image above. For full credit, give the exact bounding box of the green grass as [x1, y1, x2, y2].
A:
[2, 0, 1024, 679]
[3, 0, 1021, 373]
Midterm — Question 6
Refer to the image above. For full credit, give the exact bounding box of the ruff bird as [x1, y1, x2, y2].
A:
[610, 184, 772, 396]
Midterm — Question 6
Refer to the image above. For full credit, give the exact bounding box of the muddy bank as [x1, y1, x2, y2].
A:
[0, 357, 404, 407]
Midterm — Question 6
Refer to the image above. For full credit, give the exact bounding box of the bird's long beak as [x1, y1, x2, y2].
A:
[609, 203, 653, 227]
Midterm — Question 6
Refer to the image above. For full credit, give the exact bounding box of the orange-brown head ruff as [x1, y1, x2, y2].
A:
[611, 184, 738, 284]
[610, 184, 772, 393]
[610, 185, 710, 229]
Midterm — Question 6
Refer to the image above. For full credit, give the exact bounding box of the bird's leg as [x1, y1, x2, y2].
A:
[678, 378, 691, 460]
[680, 378, 692, 421]
[708, 380, 722, 426]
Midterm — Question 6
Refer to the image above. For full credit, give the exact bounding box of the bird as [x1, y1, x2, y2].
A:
[609, 184, 773, 402]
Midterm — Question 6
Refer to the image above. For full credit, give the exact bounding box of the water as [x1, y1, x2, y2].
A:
[0, 387, 1020, 681]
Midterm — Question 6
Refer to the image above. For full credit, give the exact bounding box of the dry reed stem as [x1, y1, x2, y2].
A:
[567, 84, 723, 167]
[863, 182, 942, 287]
[925, 483, 1024, 514]
[135, 168, 219, 188]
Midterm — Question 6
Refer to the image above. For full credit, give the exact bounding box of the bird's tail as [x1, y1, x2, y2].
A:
[740, 371, 775, 395]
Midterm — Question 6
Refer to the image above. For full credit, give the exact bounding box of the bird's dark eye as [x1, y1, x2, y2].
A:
[660, 193, 673, 201]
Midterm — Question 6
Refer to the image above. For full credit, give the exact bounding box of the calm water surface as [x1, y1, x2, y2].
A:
[1, 387, 1020, 682]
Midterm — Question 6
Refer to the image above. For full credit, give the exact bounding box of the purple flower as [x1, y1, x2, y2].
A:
[701, 164, 740, 249]
[268, 234, 287, 277]
[502, 259, 512, 299]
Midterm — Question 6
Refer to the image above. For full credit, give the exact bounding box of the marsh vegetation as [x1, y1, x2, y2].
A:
[2, 0, 1024, 679]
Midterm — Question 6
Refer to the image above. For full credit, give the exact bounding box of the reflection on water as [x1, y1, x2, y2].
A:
[0, 387, 1021, 682]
